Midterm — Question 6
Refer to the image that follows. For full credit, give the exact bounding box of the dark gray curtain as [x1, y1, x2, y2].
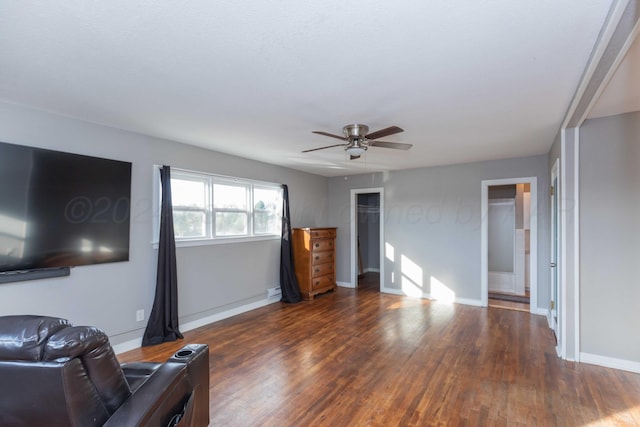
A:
[279, 184, 301, 303]
[142, 165, 183, 346]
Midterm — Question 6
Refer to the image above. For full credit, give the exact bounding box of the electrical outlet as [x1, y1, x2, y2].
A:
[136, 309, 144, 322]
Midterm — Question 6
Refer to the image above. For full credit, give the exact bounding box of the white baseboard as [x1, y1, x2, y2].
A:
[180, 298, 274, 332]
[455, 297, 483, 307]
[580, 352, 640, 374]
[112, 337, 143, 355]
[337, 281, 355, 288]
[531, 307, 547, 316]
[380, 287, 482, 307]
[113, 297, 276, 354]
[380, 287, 408, 297]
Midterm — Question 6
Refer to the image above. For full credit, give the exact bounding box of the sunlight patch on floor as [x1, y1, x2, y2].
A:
[581, 405, 640, 426]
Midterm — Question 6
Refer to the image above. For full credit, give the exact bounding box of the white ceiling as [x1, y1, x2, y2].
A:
[0, 1, 626, 177]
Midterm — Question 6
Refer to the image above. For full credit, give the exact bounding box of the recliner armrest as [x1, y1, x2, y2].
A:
[106, 344, 210, 427]
[105, 361, 191, 427]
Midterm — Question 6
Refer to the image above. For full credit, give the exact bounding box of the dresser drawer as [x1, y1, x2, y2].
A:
[311, 251, 334, 265]
[310, 229, 336, 239]
[311, 239, 334, 252]
[311, 274, 335, 290]
[311, 262, 334, 278]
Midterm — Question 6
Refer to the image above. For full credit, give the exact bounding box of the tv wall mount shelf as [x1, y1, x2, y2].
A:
[0, 267, 70, 284]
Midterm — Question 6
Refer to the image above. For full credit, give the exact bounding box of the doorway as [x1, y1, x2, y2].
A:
[487, 184, 529, 310]
[481, 177, 538, 313]
[350, 188, 384, 291]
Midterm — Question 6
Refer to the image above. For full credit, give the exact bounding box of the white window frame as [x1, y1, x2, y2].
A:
[152, 166, 282, 247]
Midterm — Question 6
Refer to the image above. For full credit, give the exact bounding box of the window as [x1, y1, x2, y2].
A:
[253, 186, 282, 235]
[171, 174, 209, 239]
[213, 181, 249, 236]
[162, 168, 282, 245]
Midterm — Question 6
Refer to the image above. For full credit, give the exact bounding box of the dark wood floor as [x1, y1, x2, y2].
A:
[119, 273, 640, 426]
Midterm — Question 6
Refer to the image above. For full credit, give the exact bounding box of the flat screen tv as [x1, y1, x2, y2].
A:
[0, 141, 132, 276]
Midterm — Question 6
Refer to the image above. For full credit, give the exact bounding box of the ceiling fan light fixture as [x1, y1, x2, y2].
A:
[345, 145, 366, 156]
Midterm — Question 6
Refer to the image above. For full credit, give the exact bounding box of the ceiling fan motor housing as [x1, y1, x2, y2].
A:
[343, 124, 369, 139]
[343, 124, 369, 154]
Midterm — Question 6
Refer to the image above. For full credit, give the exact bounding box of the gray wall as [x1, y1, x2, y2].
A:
[549, 131, 561, 170]
[0, 102, 328, 346]
[580, 111, 640, 363]
[328, 156, 550, 306]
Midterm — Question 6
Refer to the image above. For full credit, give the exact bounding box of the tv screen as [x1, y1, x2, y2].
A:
[0, 141, 132, 274]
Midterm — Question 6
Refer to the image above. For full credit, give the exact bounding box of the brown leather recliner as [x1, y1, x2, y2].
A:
[0, 315, 209, 427]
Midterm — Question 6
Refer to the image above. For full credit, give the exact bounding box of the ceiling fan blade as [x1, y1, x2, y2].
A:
[312, 131, 346, 141]
[369, 141, 413, 150]
[365, 126, 404, 140]
[302, 143, 345, 153]
[350, 155, 361, 160]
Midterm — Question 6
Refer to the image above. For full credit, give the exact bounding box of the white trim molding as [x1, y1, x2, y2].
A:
[562, 0, 632, 128]
[560, 132, 569, 360]
[574, 128, 581, 362]
[581, 352, 640, 374]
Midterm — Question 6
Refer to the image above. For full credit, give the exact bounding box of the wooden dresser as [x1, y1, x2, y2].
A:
[292, 227, 337, 300]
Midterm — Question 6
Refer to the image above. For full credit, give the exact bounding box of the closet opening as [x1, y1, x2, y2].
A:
[350, 188, 384, 292]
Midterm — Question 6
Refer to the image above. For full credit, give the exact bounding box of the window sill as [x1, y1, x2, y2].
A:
[152, 234, 280, 249]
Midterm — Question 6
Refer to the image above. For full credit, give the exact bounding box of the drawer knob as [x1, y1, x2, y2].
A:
[315, 256, 320, 260]
[315, 269, 320, 273]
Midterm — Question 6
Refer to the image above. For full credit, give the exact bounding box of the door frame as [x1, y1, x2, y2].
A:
[350, 188, 384, 290]
[550, 158, 561, 355]
[481, 177, 538, 312]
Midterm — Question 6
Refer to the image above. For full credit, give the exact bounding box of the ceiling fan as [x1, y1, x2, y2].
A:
[304, 124, 412, 159]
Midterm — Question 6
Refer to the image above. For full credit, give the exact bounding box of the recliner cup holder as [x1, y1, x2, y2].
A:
[169, 343, 207, 364]
[174, 349, 194, 358]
